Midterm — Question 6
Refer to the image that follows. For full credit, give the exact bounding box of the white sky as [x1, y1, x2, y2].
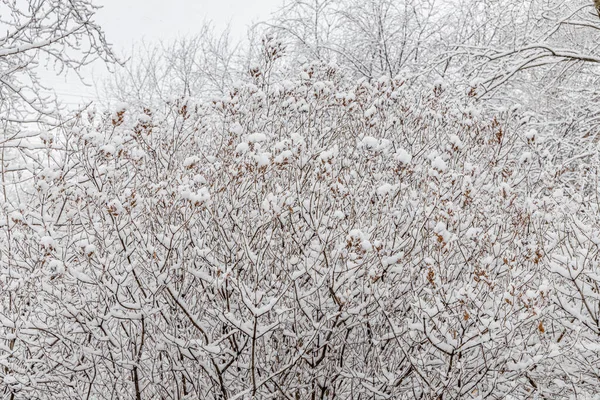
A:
[44, 0, 282, 106]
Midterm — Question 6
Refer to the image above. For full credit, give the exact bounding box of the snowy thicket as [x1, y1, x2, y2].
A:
[2, 1, 600, 399]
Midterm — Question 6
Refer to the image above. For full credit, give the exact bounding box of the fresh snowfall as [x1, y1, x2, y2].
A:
[2, 0, 600, 399]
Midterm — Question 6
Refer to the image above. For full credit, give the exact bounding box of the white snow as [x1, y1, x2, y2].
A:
[246, 132, 267, 143]
[183, 156, 201, 167]
[525, 129, 537, 140]
[100, 144, 116, 155]
[40, 236, 55, 248]
[376, 183, 396, 196]
[274, 150, 293, 163]
[519, 152, 532, 164]
[236, 142, 249, 154]
[448, 134, 464, 149]
[431, 156, 447, 171]
[360, 240, 373, 251]
[394, 148, 412, 164]
[360, 136, 379, 150]
[254, 152, 271, 167]
[364, 105, 377, 118]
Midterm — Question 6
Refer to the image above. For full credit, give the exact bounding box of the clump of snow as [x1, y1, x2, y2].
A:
[246, 133, 267, 143]
[107, 199, 125, 215]
[379, 139, 392, 151]
[382, 253, 402, 266]
[360, 136, 379, 150]
[360, 240, 373, 252]
[194, 174, 207, 185]
[115, 102, 129, 112]
[290, 132, 305, 146]
[319, 149, 335, 163]
[394, 148, 412, 164]
[376, 183, 396, 196]
[525, 129, 537, 141]
[464, 227, 482, 240]
[432, 156, 447, 171]
[10, 210, 24, 222]
[38, 167, 60, 180]
[84, 244, 96, 256]
[433, 78, 446, 89]
[262, 193, 280, 213]
[181, 187, 211, 206]
[183, 156, 201, 168]
[520, 152, 532, 164]
[40, 236, 55, 248]
[100, 144, 116, 155]
[348, 229, 366, 241]
[448, 134, 464, 150]
[203, 344, 222, 354]
[274, 150, 294, 164]
[347, 229, 372, 252]
[433, 221, 447, 235]
[230, 122, 244, 135]
[273, 140, 288, 151]
[364, 105, 377, 118]
[313, 81, 326, 92]
[236, 142, 249, 154]
[254, 152, 271, 167]
[463, 162, 475, 174]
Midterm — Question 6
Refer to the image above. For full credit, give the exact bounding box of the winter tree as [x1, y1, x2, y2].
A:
[0, 0, 116, 123]
[105, 26, 238, 107]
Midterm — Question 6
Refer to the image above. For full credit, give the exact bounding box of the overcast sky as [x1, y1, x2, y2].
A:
[45, 0, 282, 106]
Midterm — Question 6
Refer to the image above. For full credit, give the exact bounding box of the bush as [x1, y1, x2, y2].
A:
[2, 60, 600, 399]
